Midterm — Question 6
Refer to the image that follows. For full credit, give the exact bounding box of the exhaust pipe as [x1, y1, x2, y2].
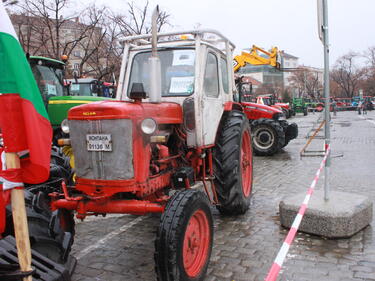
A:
[149, 5, 161, 103]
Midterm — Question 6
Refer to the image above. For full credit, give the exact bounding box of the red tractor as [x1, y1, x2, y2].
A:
[256, 94, 293, 118]
[52, 24, 253, 281]
[235, 78, 298, 156]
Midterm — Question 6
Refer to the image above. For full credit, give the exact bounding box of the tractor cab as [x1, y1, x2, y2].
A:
[29, 56, 110, 137]
[29, 56, 66, 105]
[68, 78, 115, 97]
[116, 30, 237, 147]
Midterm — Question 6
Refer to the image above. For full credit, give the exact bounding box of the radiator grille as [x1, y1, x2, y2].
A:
[69, 119, 134, 180]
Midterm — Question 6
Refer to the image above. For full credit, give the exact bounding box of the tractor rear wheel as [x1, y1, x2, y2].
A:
[250, 118, 285, 156]
[155, 189, 213, 281]
[213, 110, 252, 215]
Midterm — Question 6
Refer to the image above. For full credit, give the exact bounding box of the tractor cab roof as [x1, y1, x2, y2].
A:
[121, 29, 235, 56]
[29, 56, 65, 69]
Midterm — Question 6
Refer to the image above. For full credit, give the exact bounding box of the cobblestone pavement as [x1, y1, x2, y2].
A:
[71, 110, 375, 281]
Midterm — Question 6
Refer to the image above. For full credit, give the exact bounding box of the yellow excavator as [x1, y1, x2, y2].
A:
[233, 45, 281, 73]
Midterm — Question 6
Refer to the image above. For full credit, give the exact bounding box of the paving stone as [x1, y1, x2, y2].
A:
[69, 112, 375, 280]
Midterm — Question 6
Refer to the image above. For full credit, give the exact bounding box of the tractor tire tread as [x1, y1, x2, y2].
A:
[155, 189, 213, 281]
[213, 110, 252, 215]
[250, 118, 285, 156]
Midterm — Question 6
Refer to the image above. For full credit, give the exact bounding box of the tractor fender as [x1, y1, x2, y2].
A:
[223, 101, 243, 112]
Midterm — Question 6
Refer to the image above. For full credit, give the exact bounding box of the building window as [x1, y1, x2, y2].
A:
[73, 63, 79, 70]
[73, 51, 81, 57]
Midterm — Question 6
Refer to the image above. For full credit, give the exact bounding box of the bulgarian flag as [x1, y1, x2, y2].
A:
[0, 2, 52, 232]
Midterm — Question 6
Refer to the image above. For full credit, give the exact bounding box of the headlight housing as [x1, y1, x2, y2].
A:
[141, 118, 157, 135]
[274, 113, 286, 121]
[61, 119, 70, 134]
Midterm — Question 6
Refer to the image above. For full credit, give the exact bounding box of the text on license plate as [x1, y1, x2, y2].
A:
[86, 134, 112, 151]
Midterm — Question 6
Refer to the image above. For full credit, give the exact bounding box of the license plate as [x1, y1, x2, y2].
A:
[86, 134, 112, 151]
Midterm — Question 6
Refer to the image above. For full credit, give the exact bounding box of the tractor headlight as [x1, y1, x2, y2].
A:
[141, 118, 157, 135]
[61, 119, 70, 134]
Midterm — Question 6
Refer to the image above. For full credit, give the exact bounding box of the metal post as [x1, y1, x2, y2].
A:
[322, 0, 330, 201]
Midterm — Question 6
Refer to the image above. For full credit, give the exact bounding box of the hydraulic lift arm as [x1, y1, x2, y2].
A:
[233, 45, 281, 73]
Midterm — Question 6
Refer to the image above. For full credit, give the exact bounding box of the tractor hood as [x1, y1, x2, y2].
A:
[47, 96, 111, 128]
[241, 102, 282, 120]
[68, 100, 183, 124]
[49, 96, 110, 103]
[242, 102, 282, 114]
[275, 102, 289, 109]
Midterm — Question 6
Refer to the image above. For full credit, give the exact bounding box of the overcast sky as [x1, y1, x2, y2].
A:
[93, 0, 375, 68]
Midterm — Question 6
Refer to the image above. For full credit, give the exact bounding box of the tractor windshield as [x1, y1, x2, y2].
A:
[31, 62, 65, 104]
[128, 49, 195, 97]
[262, 97, 271, 106]
[70, 83, 97, 96]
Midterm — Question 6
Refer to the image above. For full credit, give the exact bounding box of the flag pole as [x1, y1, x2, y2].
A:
[6, 152, 33, 281]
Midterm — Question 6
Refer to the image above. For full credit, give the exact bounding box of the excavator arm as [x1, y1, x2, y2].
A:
[233, 45, 280, 73]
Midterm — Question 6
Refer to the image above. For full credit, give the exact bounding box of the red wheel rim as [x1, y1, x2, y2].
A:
[241, 130, 252, 197]
[183, 209, 210, 278]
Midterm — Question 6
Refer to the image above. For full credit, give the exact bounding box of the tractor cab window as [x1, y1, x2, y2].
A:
[220, 57, 229, 94]
[128, 49, 195, 97]
[203, 52, 219, 97]
[31, 62, 64, 104]
[262, 97, 271, 106]
[70, 83, 98, 96]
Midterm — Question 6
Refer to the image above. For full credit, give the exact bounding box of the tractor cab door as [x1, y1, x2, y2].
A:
[199, 49, 226, 146]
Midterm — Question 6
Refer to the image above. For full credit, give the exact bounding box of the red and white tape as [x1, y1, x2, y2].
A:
[264, 145, 331, 281]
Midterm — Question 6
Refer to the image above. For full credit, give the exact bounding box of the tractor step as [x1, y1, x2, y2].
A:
[0, 235, 76, 281]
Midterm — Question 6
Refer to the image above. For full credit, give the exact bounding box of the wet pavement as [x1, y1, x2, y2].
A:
[70, 110, 375, 281]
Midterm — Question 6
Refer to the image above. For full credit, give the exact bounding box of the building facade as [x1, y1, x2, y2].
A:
[10, 13, 104, 78]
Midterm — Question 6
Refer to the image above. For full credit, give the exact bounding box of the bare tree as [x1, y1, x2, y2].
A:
[114, 1, 170, 36]
[365, 46, 375, 68]
[8, 0, 171, 81]
[10, 12, 35, 54]
[362, 46, 375, 96]
[288, 68, 322, 98]
[255, 82, 283, 99]
[70, 5, 108, 77]
[2, 0, 18, 6]
[87, 19, 122, 81]
[83, 1, 171, 81]
[331, 52, 366, 98]
[78, 6, 123, 81]
[12, 0, 94, 60]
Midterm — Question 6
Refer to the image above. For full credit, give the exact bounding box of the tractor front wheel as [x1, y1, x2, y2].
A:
[250, 118, 285, 156]
[155, 189, 213, 281]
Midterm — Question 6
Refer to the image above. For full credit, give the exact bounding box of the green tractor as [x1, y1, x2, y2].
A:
[304, 98, 317, 111]
[292, 97, 308, 116]
[28, 56, 110, 141]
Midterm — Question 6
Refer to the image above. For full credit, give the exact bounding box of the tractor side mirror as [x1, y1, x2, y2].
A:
[91, 84, 98, 95]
